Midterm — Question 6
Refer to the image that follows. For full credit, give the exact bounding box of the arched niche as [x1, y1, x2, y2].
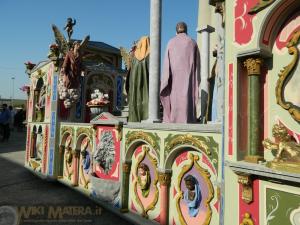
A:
[59, 132, 73, 178]
[257, 0, 300, 53]
[169, 151, 216, 225]
[76, 135, 93, 190]
[84, 72, 115, 118]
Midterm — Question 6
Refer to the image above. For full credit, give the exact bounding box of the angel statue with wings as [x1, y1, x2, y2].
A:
[51, 24, 89, 108]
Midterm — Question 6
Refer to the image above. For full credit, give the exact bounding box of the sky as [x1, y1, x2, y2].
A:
[0, 0, 199, 100]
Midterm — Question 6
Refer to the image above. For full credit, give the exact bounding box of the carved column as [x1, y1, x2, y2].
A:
[158, 170, 172, 225]
[58, 145, 65, 178]
[243, 58, 264, 163]
[121, 161, 132, 212]
[72, 149, 80, 186]
[148, 0, 162, 122]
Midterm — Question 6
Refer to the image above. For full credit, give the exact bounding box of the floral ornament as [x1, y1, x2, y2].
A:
[19, 85, 30, 93]
[47, 43, 60, 59]
[20, 85, 30, 96]
[86, 89, 110, 107]
[24, 61, 36, 70]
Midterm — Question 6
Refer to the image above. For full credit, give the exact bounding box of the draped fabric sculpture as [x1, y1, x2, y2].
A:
[125, 36, 150, 122]
[160, 22, 200, 123]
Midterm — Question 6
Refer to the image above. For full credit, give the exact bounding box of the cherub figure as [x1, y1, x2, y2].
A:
[137, 163, 151, 198]
[64, 18, 76, 42]
[262, 124, 300, 162]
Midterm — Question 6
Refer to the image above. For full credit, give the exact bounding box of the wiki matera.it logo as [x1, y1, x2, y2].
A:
[0, 206, 19, 225]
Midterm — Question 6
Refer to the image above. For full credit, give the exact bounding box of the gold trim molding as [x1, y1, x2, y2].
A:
[240, 212, 254, 225]
[158, 171, 172, 186]
[125, 131, 160, 158]
[249, 0, 276, 15]
[275, 30, 300, 122]
[133, 146, 159, 218]
[244, 58, 263, 76]
[76, 127, 94, 140]
[175, 153, 214, 225]
[165, 134, 211, 156]
[237, 173, 253, 204]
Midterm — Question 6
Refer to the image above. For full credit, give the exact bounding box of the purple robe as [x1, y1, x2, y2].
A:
[160, 33, 200, 123]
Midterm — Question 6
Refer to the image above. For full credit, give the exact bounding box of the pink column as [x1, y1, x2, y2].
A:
[72, 150, 80, 186]
[158, 171, 171, 225]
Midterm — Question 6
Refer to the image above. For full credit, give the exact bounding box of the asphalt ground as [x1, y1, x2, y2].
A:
[0, 130, 133, 225]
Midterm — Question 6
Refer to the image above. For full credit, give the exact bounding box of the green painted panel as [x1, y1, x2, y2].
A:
[266, 188, 300, 225]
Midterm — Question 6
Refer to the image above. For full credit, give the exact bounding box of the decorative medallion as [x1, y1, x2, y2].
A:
[133, 145, 159, 218]
[175, 153, 214, 225]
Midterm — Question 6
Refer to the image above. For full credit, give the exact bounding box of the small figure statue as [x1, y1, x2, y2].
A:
[137, 163, 151, 198]
[183, 175, 202, 217]
[64, 18, 76, 42]
[81, 140, 91, 174]
[160, 22, 200, 123]
[263, 124, 300, 163]
[35, 85, 46, 122]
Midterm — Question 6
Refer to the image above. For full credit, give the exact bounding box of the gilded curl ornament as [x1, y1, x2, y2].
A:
[275, 30, 300, 122]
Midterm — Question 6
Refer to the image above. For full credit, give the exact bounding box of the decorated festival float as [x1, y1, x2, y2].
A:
[24, 0, 300, 224]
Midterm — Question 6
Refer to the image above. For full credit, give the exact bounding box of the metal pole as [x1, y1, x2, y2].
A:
[11, 77, 15, 107]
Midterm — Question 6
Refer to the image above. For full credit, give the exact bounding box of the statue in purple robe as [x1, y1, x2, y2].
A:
[160, 22, 201, 123]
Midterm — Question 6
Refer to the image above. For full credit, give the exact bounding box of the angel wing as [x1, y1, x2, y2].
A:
[79, 35, 90, 50]
[120, 47, 132, 70]
[52, 24, 69, 56]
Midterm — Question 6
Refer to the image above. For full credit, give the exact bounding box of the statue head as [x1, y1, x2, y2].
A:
[138, 163, 149, 176]
[272, 124, 290, 141]
[176, 22, 188, 34]
[72, 41, 80, 52]
[184, 175, 197, 191]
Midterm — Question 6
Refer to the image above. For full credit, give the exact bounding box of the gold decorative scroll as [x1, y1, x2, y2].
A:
[76, 127, 94, 140]
[237, 173, 253, 204]
[248, 0, 276, 15]
[275, 30, 300, 122]
[243, 58, 263, 76]
[125, 131, 160, 158]
[165, 134, 211, 156]
[175, 153, 214, 225]
[133, 145, 159, 218]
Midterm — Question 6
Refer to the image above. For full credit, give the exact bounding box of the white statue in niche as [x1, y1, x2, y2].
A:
[93, 131, 115, 174]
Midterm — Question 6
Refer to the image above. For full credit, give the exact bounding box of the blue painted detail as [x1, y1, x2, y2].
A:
[52, 75, 58, 101]
[48, 148, 54, 176]
[76, 76, 84, 119]
[50, 111, 56, 138]
[116, 76, 122, 108]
